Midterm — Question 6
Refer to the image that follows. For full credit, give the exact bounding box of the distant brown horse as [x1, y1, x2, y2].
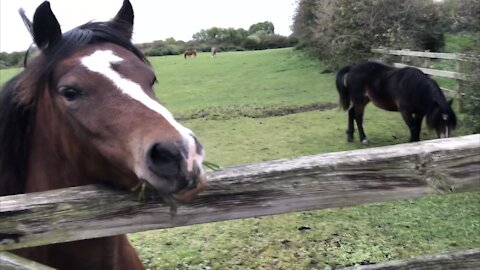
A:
[0, 1, 206, 269]
[184, 49, 197, 59]
[211, 47, 217, 58]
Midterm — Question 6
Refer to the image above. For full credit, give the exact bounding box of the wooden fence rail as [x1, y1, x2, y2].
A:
[371, 48, 479, 62]
[1, 134, 479, 253]
[342, 248, 480, 270]
[392, 62, 468, 81]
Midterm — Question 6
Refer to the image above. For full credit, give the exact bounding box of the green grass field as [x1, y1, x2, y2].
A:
[1, 48, 478, 269]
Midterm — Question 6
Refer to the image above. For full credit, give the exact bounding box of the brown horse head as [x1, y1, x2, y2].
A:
[40, 43, 207, 200]
[0, 0, 206, 268]
[21, 1, 206, 200]
[0, 1, 205, 200]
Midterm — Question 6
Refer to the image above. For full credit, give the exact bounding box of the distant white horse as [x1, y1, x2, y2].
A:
[211, 47, 217, 58]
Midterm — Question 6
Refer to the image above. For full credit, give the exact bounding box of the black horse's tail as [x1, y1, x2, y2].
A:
[335, 65, 352, 110]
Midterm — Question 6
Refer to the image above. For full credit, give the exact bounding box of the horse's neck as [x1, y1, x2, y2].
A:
[15, 235, 144, 270]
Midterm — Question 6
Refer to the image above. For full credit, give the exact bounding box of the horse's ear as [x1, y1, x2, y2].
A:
[110, 0, 134, 40]
[448, 99, 454, 106]
[32, 1, 62, 49]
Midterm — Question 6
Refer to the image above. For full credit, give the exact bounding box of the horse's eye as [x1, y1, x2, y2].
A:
[58, 87, 83, 101]
[151, 77, 157, 87]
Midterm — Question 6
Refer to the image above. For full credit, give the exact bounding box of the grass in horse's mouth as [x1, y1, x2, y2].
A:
[132, 179, 178, 216]
[203, 160, 221, 171]
[130, 160, 219, 216]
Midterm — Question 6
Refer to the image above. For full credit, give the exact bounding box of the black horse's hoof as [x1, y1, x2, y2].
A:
[346, 131, 354, 143]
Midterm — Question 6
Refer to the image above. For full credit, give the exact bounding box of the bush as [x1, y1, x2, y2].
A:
[243, 35, 261, 50]
[458, 6, 480, 133]
[260, 35, 290, 49]
[441, 0, 480, 33]
[144, 41, 185, 56]
[0, 51, 25, 69]
[292, 0, 445, 68]
[462, 73, 480, 133]
[419, 26, 445, 52]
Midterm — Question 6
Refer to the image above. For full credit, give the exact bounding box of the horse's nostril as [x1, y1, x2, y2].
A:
[147, 143, 181, 177]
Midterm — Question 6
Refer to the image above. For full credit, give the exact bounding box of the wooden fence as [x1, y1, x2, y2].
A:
[1, 134, 479, 269]
[371, 48, 480, 110]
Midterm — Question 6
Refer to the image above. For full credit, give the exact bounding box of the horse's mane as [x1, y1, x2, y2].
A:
[0, 20, 147, 196]
[0, 75, 32, 195]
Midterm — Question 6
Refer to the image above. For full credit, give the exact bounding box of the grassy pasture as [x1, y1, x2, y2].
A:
[137, 49, 478, 269]
[0, 49, 478, 269]
[0, 68, 20, 85]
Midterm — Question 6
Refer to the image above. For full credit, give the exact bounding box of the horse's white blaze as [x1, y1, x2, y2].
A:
[81, 50, 203, 172]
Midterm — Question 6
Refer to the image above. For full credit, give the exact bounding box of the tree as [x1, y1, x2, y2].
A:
[192, 27, 248, 45]
[440, 0, 480, 32]
[0, 51, 25, 69]
[190, 22, 291, 52]
[248, 21, 275, 35]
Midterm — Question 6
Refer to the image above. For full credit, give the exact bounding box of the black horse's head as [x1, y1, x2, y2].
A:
[427, 99, 457, 138]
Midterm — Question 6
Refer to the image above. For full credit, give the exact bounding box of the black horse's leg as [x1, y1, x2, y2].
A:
[401, 111, 422, 142]
[354, 103, 368, 144]
[346, 107, 355, 142]
[411, 113, 424, 142]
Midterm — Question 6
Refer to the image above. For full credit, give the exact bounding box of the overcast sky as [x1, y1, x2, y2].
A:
[0, 0, 298, 53]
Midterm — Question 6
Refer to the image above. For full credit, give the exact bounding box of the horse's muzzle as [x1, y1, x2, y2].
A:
[438, 126, 450, 139]
[144, 140, 206, 201]
[172, 170, 207, 202]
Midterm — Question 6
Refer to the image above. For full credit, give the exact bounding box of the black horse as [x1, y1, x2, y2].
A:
[336, 61, 456, 144]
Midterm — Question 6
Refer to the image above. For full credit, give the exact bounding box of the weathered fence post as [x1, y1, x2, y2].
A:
[456, 59, 465, 111]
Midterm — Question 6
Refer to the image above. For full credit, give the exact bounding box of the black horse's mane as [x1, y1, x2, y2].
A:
[0, 20, 147, 196]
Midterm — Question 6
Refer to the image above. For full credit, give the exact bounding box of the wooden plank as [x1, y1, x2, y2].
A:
[372, 48, 458, 60]
[0, 252, 55, 270]
[0, 134, 479, 251]
[393, 63, 468, 80]
[371, 48, 479, 63]
[342, 248, 480, 270]
[439, 87, 457, 98]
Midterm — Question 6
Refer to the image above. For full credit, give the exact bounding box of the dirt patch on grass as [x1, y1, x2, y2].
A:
[177, 102, 339, 121]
